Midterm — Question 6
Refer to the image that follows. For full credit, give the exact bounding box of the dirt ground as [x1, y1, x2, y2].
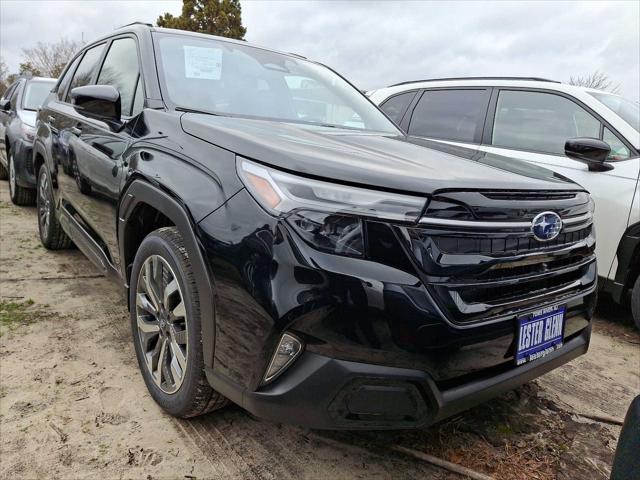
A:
[1, 180, 638, 480]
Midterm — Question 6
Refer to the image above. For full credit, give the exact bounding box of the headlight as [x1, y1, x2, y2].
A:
[237, 158, 425, 222]
[21, 123, 36, 142]
[237, 158, 426, 257]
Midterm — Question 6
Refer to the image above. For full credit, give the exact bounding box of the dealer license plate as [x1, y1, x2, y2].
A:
[516, 305, 565, 366]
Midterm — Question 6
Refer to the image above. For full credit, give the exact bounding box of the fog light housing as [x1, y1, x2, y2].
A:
[263, 333, 303, 384]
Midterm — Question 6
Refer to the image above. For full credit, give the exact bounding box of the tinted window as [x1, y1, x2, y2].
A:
[67, 44, 105, 101]
[408, 89, 489, 142]
[492, 90, 601, 155]
[380, 91, 416, 125]
[23, 81, 56, 110]
[156, 34, 398, 133]
[57, 55, 81, 101]
[97, 38, 140, 116]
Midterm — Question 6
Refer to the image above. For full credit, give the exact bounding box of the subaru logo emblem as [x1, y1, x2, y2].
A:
[531, 211, 562, 241]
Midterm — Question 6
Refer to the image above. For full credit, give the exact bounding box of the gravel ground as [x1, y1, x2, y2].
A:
[1, 180, 638, 480]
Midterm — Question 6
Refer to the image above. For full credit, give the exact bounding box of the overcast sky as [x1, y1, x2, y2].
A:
[1, 0, 638, 100]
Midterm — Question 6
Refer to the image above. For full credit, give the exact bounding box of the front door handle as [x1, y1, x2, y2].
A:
[70, 126, 82, 136]
[47, 115, 55, 124]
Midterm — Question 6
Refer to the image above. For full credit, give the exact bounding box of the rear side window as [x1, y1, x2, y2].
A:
[97, 38, 141, 116]
[380, 91, 416, 125]
[66, 44, 106, 101]
[492, 90, 601, 155]
[57, 55, 81, 101]
[408, 89, 489, 142]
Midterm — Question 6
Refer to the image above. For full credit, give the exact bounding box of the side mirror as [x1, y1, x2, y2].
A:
[70, 85, 121, 126]
[565, 137, 613, 172]
[0, 99, 10, 112]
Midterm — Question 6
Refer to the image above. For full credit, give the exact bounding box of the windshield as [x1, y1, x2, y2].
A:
[154, 33, 399, 133]
[589, 92, 640, 132]
[23, 81, 55, 111]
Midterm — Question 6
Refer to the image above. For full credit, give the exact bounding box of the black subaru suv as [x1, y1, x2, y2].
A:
[34, 23, 597, 429]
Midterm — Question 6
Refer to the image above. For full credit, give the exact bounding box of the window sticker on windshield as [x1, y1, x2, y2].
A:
[183, 46, 222, 80]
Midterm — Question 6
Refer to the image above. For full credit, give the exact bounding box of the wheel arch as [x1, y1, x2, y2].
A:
[606, 222, 640, 304]
[118, 177, 217, 369]
[33, 139, 49, 180]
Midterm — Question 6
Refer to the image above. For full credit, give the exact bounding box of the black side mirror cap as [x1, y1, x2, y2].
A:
[0, 99, 10, 112]
[565, 137, 613, 172]
[70, 85, 121, 126]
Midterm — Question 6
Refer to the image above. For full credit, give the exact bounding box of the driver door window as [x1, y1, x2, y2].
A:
[491, 90, 600, 155]
[96, 37, 141, 117]
[66, 44, 106, 102]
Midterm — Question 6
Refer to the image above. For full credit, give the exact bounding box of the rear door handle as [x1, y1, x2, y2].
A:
[47, 115, 55, 124]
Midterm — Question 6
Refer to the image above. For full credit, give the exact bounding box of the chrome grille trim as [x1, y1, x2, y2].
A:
[418, 211, 592, 229]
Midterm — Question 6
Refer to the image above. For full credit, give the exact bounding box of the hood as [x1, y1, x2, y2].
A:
[17, 110, 37, 127]
[180, 114, 582, 195]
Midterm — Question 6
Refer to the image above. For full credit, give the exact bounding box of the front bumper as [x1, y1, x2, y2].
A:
[206, 323, 590, 429]
[198, 188, 596, 428]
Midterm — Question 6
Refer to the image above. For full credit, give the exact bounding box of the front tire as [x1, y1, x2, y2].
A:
[37, 165, 73, 249]
[632, 276, 640, 331]
[9, 153, 36, 205]
[130, 227, 227, 418]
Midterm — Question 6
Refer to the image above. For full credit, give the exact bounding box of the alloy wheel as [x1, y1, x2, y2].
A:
[135, 255, 189, 394]
[9, 154, 15, 198]
[38, 170, 51, 234]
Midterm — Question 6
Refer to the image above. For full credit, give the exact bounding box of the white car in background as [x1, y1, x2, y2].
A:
[369, 77, 640, 326]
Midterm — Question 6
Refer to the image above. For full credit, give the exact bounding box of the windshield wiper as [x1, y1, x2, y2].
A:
[175, 106, 224, 116]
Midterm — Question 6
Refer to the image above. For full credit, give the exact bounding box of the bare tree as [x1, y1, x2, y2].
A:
[20, 38, 83, 78]
[568, 70, 621, 94]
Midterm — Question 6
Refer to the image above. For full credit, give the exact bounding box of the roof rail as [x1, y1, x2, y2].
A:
[388, 77, 560, 87]
[116, 21, 153, 29]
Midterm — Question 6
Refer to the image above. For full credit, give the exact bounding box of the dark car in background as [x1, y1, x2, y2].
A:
[33, 23, 597, 429]
[0, 75, 57, 204]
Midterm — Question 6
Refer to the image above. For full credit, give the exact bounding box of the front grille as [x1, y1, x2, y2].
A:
[404, 190, 597, 325]
[432, 225, 592, 255]
[454, 268, 586, 304]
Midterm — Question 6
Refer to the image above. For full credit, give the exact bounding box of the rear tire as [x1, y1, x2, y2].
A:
[9, 153, 36, 206]
[631, 276, 640, 331]
[130, 226, 227, 418]
[37, 164, 73, 250]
